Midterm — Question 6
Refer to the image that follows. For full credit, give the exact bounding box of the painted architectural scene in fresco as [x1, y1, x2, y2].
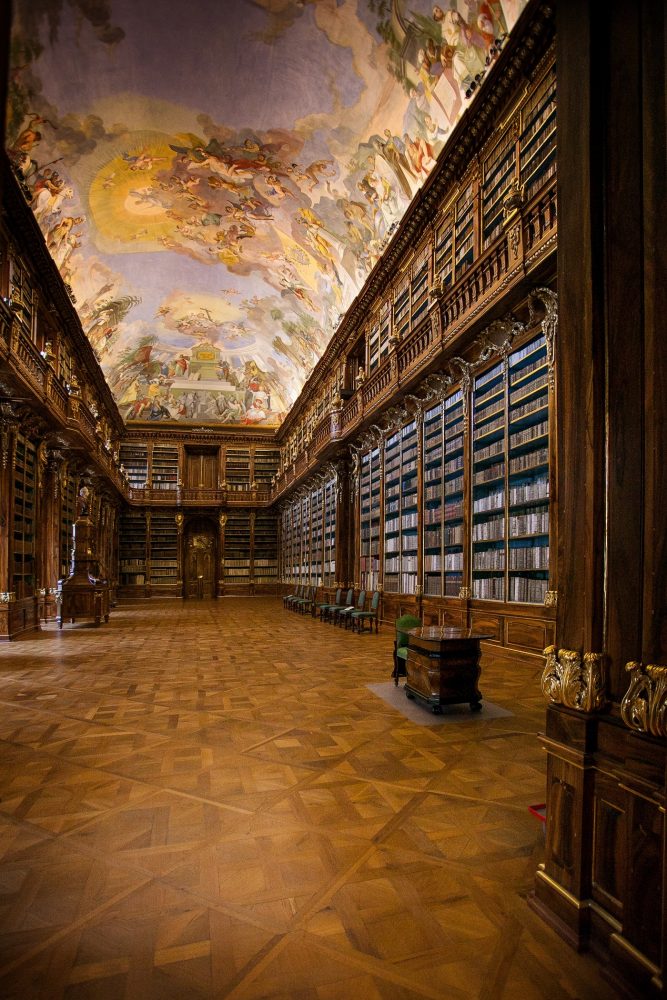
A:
[6, 0, 526, 426]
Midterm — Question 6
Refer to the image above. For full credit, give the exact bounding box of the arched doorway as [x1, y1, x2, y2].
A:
[183, 517, 217, 598]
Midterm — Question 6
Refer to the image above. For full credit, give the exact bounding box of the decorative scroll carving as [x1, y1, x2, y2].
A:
[529, 287, 558, 390]
[474, 316, 524, 365]
[621, 661, 667, 738]
[541, 646, 607, 713]
[458, 587, 471, 600]
[544, 590, 558, 608]
[0, 401, 19, 470]
[448, 357, 472, 423]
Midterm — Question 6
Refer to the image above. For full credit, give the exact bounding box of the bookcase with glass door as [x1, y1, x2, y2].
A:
[353, 323, 555, 652]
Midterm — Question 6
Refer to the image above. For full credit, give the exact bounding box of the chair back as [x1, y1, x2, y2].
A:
[395, 614, 421, 650]
[344, 588, 353, 605]
[370, 590, 381, 610]
[355, 590, 366, 610]
[333, 588, 342, 604]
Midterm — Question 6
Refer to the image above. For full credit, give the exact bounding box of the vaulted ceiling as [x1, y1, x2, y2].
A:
[6, 0, 526, 427]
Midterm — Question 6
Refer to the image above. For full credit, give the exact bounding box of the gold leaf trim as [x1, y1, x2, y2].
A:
[621, 661, 667, 738]
[541, 645, 607, 713]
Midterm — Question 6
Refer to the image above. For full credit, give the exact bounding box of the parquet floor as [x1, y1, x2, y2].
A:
[0, 598, 618, 999]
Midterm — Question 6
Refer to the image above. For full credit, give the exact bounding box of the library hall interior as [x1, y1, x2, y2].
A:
[0, 1, 664, 997]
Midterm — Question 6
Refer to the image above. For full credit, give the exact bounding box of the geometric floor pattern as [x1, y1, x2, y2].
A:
[0, 597, 620, 999]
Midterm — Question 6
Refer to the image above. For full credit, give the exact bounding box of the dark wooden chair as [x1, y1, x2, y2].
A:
[351, 590, 381, 633]
[325, 588, 353, 624]
[337, 589, 365, 628]
[284, 584, 303, 609]
[317, 587, 341, 620]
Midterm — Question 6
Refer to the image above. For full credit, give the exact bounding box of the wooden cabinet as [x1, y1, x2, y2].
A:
[405, 626, 491, 713]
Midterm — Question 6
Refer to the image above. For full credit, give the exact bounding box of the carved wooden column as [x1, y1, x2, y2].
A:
[41, 448, 64, 619]
[532, 4, 666, 996]
[339, 459, 356, 589]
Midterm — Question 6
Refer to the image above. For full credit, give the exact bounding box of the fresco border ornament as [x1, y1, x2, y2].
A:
[541, 645, 608, 713]
[620, 661, 667, 738]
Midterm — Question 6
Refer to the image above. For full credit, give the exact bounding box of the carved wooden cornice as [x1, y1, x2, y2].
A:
[122, 426, 277, 447]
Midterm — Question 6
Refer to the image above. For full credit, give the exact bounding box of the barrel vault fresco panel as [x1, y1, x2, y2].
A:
[6, 0, 527, 426]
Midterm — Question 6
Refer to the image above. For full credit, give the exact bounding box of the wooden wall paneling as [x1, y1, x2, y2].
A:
[470, 611, 501, 642]
[505, 616, 551, 652]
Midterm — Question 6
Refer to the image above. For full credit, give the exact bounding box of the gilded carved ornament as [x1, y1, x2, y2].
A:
[621, 661, 667, 739]
[541, 645, 608, 713]
[528, 287, 557, 390]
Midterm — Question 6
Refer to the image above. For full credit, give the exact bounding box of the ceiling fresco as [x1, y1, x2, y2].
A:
[6, 0, 527, 427]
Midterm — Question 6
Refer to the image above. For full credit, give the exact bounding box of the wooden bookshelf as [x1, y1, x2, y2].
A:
[59, 472, 77, 580]
[383, 420, 419, 596]
[224, 510, 251, 590]
[454, 181, 475, 281]
[12, 434, 36, 598]
[149, 511, 180, 590]
[520, 61, 556, 203]
[422, 388, 465, 598]
[120, 443, 148, 490]
[225, 448, 250, 490]
[118, 510, 147, 591]
[323, 478, 336, 587]
[360, 448, 381, 592]
[482, 129, 517, 249]
[253, 511, 278, 590]
[253, 448, 279, 487]
[151, 445, 179, 491]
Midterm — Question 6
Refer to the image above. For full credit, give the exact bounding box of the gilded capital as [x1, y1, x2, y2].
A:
[541, 645, 607, 713]
[621, 661, 667, 738]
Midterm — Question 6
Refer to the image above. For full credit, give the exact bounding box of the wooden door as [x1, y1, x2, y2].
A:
[185, 451, 218, 489]
[184, 525, 216, 598]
